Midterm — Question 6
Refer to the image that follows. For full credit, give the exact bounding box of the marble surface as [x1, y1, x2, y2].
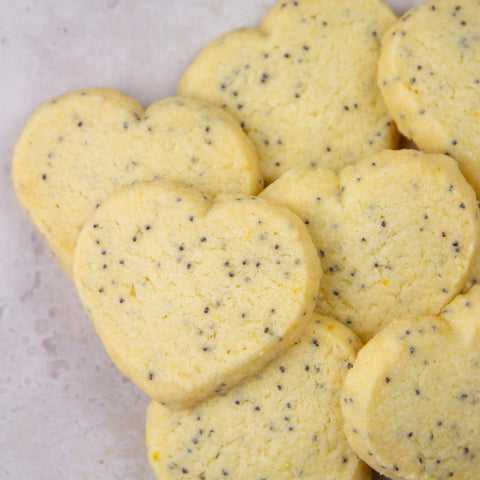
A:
[1, 1, 421, 478]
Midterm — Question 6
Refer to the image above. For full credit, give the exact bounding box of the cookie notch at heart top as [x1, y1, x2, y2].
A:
[261, 149, 480, 341]
[12, 88, 263, 276]
[178, 0, 398, 184]
[73, 180, 321, 408]
[342, 285, 480, 480]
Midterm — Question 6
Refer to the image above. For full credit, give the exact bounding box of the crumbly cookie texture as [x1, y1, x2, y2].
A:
[342, 285, 480, 480]
[12, 88, 263, 276]
[261, 149, 480, 341]
[378, 0, 480, 196]
[73, 180, 321, 408]
[178, 0, 398, 184]
[146, 313, 370, 480]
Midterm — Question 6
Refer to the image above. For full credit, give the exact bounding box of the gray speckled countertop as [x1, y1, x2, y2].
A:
[1, 1, 419, 478]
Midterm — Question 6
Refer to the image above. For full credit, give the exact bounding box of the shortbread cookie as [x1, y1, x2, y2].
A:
[12, 88, 263, 276]
[378, 0, 480, 195]
[146, 313, 370, 480]
[73, 180, 321, 408]
[261, 149, 480, 341]
[342, 285, 480, 480]
[178, 0, 398, 184]
[462, 238, 480, 293]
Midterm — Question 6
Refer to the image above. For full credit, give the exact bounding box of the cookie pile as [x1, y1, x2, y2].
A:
[11, 0, 480, 479]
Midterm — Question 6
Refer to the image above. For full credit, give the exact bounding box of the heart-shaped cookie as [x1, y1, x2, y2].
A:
[12, 88, 263, 276]
[146, 312, 370, 480]
[73, 180, 321, 408]
[342, 285, 480, 480]
[178, 0, 398, 183]
[261, 149, 480, 341]
[378, 0, 480, 196]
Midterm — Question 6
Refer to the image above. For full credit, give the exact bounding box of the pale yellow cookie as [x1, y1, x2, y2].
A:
[73, 180, 321, 408]
[261, 149, 480, 341]
[146, 313, 370, 480]
[378, 0, 480, 196]
[342, 285, 480, 480]
[178, 0, 398, 184]
[12, 88, 263, 276]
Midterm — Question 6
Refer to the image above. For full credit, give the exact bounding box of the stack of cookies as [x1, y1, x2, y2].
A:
[11, 0, 480, 479]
